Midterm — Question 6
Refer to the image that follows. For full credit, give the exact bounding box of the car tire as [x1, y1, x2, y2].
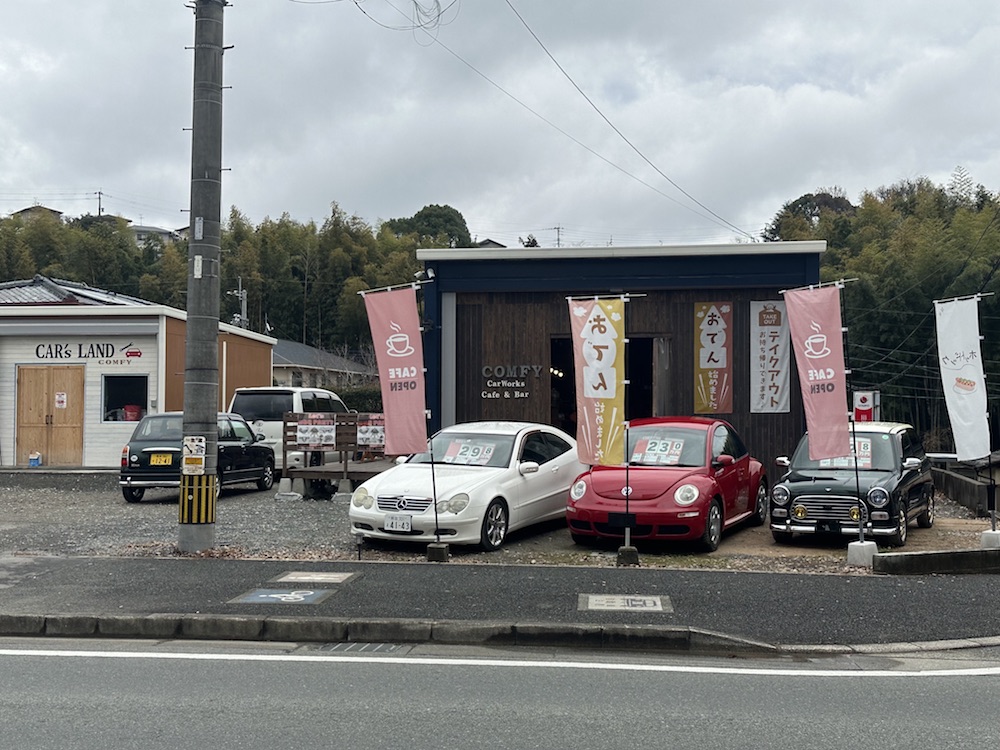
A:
[570, 532, 592, 546]
[750, 480, 768, 526]
[215, 468, 223, 501]
[122, 487, 145, 503]
[699, 500, 722, 553]
[479, 499, 509, 551]
[772, 530, 793, 544]
[890, 503, 908, 547]
[257, 459, 275, 491]
[917, 492, 935, 528]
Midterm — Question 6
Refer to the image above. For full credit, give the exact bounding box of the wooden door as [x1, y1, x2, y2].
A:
[16, 365, 85, 466]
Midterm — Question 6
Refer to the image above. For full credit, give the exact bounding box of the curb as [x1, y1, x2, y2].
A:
[873, 548, 1000, 575]
[6, 613, 1000, 656]
[0, 612, 775, 655]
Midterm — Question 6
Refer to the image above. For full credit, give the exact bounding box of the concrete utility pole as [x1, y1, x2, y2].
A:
[179, 0, 227, 552]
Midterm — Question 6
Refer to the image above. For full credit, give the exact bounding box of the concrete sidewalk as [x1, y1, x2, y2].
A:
[3, 554, 1000, 656]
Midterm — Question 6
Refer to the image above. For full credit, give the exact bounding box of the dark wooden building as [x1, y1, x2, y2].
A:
[417, 241, 825, 467]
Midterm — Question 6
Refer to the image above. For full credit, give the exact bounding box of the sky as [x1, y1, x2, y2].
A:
[2, 1, 999, 249]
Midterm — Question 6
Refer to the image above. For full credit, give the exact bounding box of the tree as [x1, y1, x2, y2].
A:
[519, 234, 539, 247]
[383, 204, 471, 248]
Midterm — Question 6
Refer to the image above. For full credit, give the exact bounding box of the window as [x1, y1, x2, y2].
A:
[103, 375, 149, 422]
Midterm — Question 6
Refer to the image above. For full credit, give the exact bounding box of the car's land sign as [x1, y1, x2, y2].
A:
[384, 514, 412, 532]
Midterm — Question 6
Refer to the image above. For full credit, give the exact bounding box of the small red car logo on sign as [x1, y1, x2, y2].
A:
[125, 349, 142, 358]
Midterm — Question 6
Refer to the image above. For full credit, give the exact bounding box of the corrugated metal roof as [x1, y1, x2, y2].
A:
[0, 275, 152, 306]
[272, 338, 373, 375]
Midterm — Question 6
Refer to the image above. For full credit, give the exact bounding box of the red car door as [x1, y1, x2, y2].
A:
[711, 425, 745, 521]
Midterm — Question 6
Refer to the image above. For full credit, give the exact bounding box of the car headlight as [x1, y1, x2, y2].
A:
[570, 479, 588, 501]
[436, 493, 470, 514]
[771, 485, 790, 506]
[674, 484, 700, 505]
[867, 487, 890, 508]
[351, 487, 373, 509]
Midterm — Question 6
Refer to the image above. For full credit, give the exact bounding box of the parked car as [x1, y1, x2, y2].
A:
[566, 416, 768, 552]
[769, 421, 935, 547]
[119, 412, 275, 503]
[227, 386, 350, 474]
[349, 421, 584, 550]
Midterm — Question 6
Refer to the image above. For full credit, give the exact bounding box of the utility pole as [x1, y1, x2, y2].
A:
[179, 0, 227, 553]
[227, 276, 248, 328]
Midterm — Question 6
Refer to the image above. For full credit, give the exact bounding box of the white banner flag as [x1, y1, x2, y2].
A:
[750, 301, 790, 413]
[935, 297, 990, 461]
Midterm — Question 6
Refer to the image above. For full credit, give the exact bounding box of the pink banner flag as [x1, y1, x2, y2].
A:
[569, 298, 626, 466]
[784, 286, 850, 460]
[363, 286, 427, 455]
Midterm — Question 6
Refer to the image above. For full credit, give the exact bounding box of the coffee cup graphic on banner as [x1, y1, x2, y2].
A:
[803, 324, 830, 359]
[385, 323, 415, 357]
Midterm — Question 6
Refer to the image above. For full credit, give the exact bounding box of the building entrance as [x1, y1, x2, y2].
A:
[549, 338, 654, 435]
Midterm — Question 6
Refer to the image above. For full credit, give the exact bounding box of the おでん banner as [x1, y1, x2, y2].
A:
[363, 286, 427, 455]
[569, 298, 626, 466]
[935, 297, 990, 461]
[784, 286, 850, 460]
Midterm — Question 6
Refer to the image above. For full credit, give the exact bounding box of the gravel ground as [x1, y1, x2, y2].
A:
[0, 473, 990, 576]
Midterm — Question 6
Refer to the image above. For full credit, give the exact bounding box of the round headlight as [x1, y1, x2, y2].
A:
[771, 485, 790, 506]
[437, 493, 470, 514]
[351, 487, 373, 509]
[674, 484, 700, 505]
[570, 479, 588, 501]
[867, 487, 890, 508]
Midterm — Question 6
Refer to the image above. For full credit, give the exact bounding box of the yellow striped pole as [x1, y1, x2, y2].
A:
[180, 474, 216, 525]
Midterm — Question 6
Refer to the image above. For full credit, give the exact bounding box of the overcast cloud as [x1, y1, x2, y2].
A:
[2, 1, 998, 248]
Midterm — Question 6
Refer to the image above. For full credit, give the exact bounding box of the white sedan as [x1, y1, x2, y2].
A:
[349, 421, 584, 550]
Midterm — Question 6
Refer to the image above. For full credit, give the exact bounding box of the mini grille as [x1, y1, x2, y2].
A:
[792, 494, 862, 521]
[376, 495, 433, 513]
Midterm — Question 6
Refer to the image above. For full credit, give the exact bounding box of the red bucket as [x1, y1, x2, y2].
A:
[123, 405, 142, 421]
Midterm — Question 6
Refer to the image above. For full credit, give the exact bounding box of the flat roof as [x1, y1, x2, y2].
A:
[417, 240, 825, 262]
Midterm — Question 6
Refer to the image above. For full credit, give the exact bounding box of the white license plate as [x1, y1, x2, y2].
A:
[384, 514, 412, 532]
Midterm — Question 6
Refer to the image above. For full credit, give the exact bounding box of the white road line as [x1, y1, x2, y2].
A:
[0, 648, 997, 677]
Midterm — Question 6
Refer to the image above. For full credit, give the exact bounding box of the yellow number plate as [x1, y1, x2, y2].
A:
[150, 454, 172, 466]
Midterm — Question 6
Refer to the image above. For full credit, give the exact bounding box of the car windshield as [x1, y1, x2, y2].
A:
[230, 393, 294, 421]
[628, 425, 707, 467]
[410, 432, 515, 468]
[132, 415, 183, 441]
[791, 433, 897, 471]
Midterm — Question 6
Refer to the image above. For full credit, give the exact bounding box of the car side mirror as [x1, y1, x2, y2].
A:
[395, 455, 409, 465]
[776, 456, 790, 468]
[519, 461, 540, 475]
[712, 454, 735, 468]
[255, 432, 266, 442]
[902, 457, 922, 471]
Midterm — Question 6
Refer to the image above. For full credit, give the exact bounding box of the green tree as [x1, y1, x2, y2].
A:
[383, 204, 471, 248]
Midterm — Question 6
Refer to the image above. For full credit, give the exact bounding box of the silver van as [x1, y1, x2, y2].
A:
[227, 387, 350, 473]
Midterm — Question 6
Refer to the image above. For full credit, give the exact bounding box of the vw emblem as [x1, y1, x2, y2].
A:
[621, 486, 633, 497]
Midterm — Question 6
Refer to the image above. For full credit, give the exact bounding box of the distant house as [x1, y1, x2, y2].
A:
[9, 205, 63, 222]
[475, 238, 506, 248]
[272, 338, 376, 391]
[131, 225, 182, 245]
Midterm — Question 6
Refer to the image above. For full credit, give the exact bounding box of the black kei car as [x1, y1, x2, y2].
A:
[119, 412, 275, 503]
[769, 422, 934, 547]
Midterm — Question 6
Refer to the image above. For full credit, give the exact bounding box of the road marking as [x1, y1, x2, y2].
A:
[1, 648, 999, 677]
[229, 588, 335, 604]
[272, 572, 354, 584]
[579, 594, 672, 612]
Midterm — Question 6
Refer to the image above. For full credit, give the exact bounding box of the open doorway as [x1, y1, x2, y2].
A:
[550, 337, 653, 435]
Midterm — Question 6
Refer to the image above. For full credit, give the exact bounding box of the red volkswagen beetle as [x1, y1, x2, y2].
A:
[566, 416, 767, 552]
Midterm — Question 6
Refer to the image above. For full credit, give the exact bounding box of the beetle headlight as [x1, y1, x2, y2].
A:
[771, 485, 790, 506]
[867, 487, 890, 508]
[436, 493, 470, 514]
[674, 484, 700, 505]
[351, 487, 373, 509]
[570, 479, 588, 501]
